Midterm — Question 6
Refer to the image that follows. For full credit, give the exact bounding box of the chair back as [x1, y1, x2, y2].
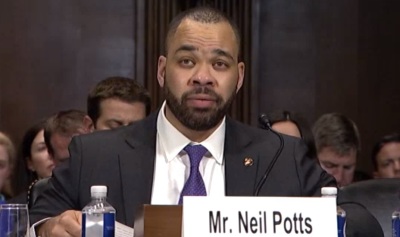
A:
[341, 178, 400, 237]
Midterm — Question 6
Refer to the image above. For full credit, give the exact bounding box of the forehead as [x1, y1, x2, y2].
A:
[271, 121, 301, 138]
[99, 98, 145, 119]
[318, 147, 357, 164]
[167, 19, 238, 55]
[51, 133, 71, 145]
[32, 130, 44, 143]
[378, 142, 400, 158]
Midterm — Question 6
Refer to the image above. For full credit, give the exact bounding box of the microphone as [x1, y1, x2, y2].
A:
[258, 113, 272, 130]
[254, 113, 285, 196]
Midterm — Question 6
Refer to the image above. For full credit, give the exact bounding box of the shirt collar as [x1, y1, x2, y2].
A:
[157, 101, 225, 164]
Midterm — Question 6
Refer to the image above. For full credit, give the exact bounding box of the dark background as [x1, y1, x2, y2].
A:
[0, 0, 399, 174]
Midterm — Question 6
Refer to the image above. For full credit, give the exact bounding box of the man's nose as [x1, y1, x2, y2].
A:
[334, 168, 344, 187]
[191, 64, 215, 86]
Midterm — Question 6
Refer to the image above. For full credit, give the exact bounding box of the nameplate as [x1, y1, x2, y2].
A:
[182, 196, 337, 237]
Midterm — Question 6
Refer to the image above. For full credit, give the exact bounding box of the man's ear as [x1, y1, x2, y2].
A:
[157, 56, 167, 87]
[236, 62, 245, 92]
[82, 115, 94, 133]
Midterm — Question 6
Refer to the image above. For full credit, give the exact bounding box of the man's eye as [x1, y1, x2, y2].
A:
[381, 161, 392, 167]
[180, 59, 194, 67]
[214, 61, 228, 69]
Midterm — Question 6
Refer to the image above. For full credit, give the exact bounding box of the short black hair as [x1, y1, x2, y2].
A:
[87, 77, 151, 124]
[371, 133, 400, 171]
[165, 6, 241, 55]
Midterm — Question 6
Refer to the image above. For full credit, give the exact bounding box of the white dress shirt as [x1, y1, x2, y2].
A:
[151, 101, 226, 204]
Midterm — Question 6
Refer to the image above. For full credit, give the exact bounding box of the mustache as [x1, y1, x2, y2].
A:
[182, 86, 219, 99]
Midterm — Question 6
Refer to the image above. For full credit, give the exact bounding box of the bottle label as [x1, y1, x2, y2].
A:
[103, 213, 115, 237]
[82, 213, 115, 237]
[337, 215, 346, 237]
[393, 218, 400, 237]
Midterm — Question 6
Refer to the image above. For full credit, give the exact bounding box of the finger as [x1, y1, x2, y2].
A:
[69, 211, 83, 237]
[59, 211, 81, 237]
[74, 210, 82, 225]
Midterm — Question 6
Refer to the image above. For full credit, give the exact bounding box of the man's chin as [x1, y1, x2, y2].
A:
[186, 106, 215, 114]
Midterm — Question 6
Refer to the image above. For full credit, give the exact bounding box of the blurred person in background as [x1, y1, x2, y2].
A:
[0, 132, 16, 202]
[44, 109, 94, 163]
[87, 77, 152, 130]
[312, 113, 361, 187]
[264, 110, 317, 160]
[371, 133, 400, 178]
[11, 120, 55, 202]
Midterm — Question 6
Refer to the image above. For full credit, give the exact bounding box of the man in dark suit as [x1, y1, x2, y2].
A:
[29, 6, 382, 237]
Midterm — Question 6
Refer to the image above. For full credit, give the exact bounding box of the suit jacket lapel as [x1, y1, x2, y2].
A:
[224, 118, 260, 196]
[119, 112, 158, 225]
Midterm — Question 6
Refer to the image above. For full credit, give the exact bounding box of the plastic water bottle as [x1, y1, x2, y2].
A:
[392, 209, 400, 236]
[82, 185, 116, 237]
[321, 187, 346, 237]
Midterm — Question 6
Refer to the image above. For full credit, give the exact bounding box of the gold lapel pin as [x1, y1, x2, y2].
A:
[243, 157, 253, 166]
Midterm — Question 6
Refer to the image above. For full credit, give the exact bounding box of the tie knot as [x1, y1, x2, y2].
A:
[184, 144, 208, 167]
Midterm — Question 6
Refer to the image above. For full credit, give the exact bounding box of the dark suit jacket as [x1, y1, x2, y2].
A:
[30, 111, 381, 236]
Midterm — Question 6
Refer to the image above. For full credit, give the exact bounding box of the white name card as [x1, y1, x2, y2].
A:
[183, 196, 337, 237]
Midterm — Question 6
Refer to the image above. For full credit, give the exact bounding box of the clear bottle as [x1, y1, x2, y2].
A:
[82, 185, 116, 237]
[321, 187, 346, 237]
[392, 209, 400, 237]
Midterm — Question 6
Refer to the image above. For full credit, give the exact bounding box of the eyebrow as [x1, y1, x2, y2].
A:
[174, 45, 235, 62]
[212, 48, 234, 62]
[175, 44, 197, 54]
[321, 161, 337, 166]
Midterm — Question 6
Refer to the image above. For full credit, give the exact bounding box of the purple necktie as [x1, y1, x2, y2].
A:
[178, 144, 208, 204]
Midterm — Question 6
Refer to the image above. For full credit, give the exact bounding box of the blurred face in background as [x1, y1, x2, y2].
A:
[374, 142, 400, 178]
[271, 121, 301, 138]
[27, 130, 55, 179]
[0, 144, 11, 191]
[50, 133, 72, 164]
[318, 147, 356, 187]
[95, 98, 146, 130]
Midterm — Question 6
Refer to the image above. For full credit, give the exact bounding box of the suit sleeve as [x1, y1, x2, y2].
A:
[29, 136, 83, 225]
[293, 139, 336, 196]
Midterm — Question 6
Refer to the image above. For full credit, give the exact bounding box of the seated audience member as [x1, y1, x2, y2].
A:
[10, 120, 55, 202]
[87, 76, 151, 130]
[44, 109, 94, 163]
[265, 110, 317, 159]
[265, 111, 372, 182]
[371, 133, 400, 178]
[30, 7, 382, 237]
[312, 113, 360, 187]
[0, 132, 16, 202]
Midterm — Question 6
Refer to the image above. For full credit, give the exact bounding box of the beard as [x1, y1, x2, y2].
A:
[164, 82, 236, 131]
